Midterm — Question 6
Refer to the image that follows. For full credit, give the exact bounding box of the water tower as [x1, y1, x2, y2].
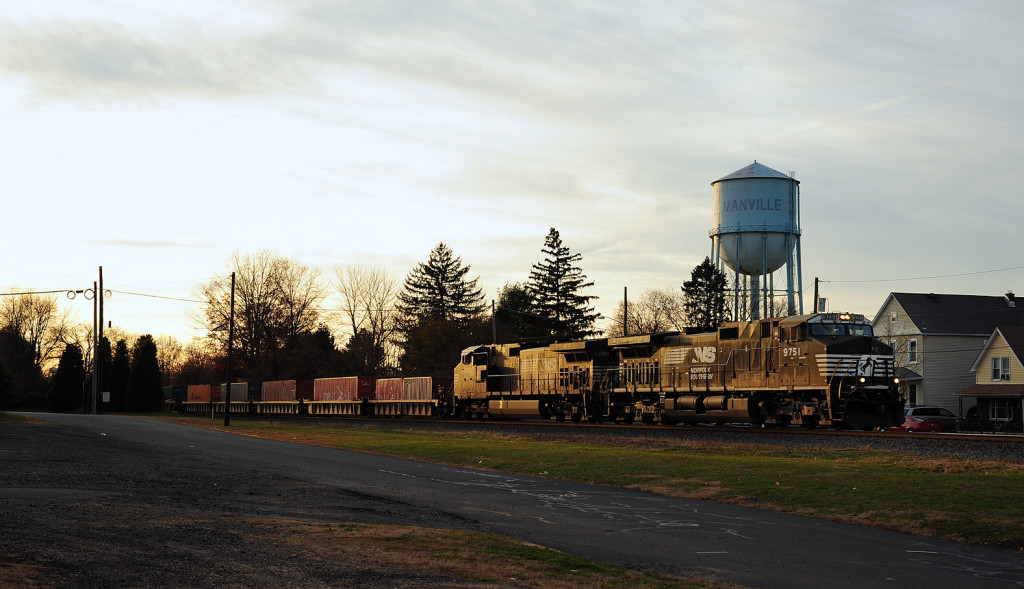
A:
[710, 161, 803, 320]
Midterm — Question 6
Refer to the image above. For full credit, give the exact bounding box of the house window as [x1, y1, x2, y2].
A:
[907, 339, 918, 364]
[890, 311, 897, 324]
[989, 398, 1012, 421]
[907, 383, 917, 405]
[990, 357, 1010, 381]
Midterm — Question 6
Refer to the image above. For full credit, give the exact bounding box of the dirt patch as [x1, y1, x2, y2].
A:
[0, 419, 710, 588]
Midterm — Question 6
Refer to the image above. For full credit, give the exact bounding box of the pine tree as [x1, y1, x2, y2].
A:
[526, 228, 600, 341]
[127, 335, 163, 412]
[494, 282, 547, 343]
[398, 242, 486, 325]
[109, 340, 131, 412]
[49, 344, 85, 413]
[682, 257, 730, 332]
[398, 243, 487, 375]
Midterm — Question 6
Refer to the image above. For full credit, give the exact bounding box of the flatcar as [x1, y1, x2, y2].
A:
[453, 312, 904, 429]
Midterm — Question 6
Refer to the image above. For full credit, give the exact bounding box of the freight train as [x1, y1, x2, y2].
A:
[177, 312, 905, 430]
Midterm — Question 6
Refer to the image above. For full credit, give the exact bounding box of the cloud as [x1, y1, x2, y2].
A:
[0, 16, 307, 102]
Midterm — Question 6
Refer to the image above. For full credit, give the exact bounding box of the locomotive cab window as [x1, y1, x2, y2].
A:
[847, 324, 873, 337]
[786, 324, 808, 341]
[810, 323, 845, 336]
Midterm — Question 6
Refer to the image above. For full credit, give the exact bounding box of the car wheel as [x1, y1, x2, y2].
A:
[906, 428, 915, 433]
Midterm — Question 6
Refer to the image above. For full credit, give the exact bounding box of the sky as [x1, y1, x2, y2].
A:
[2, 1, 1023, 343]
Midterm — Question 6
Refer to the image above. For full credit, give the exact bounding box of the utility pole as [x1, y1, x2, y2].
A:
[224, 272, 235, 427]
[813, 277, 820, 313]
[491, 300, 496, 345]
[97, 266, 103, 413]
[90, 281, 97, 414]
[623, 287, 628, 337]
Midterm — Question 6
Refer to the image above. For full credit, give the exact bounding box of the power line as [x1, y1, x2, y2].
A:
[823, 265, 1024, 284]
[106, 289, 205, 304]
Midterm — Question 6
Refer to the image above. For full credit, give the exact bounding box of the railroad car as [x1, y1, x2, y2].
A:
[453, 312, 904, 429]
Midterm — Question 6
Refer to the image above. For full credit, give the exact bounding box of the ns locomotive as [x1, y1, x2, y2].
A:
[454, 312, 905, 429]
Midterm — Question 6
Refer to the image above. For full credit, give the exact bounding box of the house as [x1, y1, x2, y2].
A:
[871, 292, 1024, 415]
[955, 326, 1024, 432]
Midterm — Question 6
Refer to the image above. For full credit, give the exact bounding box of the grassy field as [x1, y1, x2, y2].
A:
[170, 417, 1024, 550]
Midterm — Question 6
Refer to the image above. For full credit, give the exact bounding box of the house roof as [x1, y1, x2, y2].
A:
[957, 383, 1024, 398]
[877, 292, 1024, 335]
[969, 326, 1024, 372]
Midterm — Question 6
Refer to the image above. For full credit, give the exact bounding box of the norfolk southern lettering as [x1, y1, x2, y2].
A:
[723, 197, 783, 212]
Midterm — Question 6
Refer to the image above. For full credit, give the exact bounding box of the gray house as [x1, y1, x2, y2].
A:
[871, 292, 1023, 415]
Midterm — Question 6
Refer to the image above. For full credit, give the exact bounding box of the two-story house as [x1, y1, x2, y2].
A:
[956, 326, 1024, 432]
[871, 292, 1024, 415]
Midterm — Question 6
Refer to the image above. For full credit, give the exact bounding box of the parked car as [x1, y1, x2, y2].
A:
[904, 406, 959, 432]
[888, 415, 942, 433]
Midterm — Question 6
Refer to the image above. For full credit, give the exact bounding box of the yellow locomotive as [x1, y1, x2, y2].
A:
[454, 312, 904, 429]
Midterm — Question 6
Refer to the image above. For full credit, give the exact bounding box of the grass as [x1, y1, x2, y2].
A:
[165, 417, 1024, 550]
[0, 411, 31, 423]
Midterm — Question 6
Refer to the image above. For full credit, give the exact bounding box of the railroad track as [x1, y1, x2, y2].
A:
[220, 414, 1024, 462]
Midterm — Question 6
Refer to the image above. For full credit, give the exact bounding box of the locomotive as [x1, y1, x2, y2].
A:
[454, 312, 905, 429]
[178, 312, 904, 430]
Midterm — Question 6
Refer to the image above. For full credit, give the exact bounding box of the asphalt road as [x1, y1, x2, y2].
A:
[11, 413, 1024, 588]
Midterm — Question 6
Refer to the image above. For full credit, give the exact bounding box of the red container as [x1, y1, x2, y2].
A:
[375, 378, 404, 401]
[314, 376, 376, 402]
[187, 384, 214, 402]
[403, 377, 454, 401]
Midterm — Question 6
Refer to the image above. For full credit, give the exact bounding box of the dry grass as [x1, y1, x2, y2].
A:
[238, 519, 717, 588]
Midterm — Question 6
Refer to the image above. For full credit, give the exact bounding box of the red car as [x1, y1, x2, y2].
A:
[888, 416, 942, 433]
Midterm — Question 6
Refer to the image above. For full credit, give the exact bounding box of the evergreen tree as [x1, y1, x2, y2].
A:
[49, 344, 85, 413]
[0, 357, 14, 410]
[108, 340, 131, 412]
[398, 243, 486, 375]
[127, 335, 163, 412]
[398, 242, 486, 325]
[526, 228, 600, 341]
[494, 282, 546, 344]
[682, 257, 730, 332]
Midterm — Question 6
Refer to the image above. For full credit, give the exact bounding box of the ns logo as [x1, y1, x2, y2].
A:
[688, 346, 717, 363]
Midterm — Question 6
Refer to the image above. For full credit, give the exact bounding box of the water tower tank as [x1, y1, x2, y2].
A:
[709, 161, 803, 319]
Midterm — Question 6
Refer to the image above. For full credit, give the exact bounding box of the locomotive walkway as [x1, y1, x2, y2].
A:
[6, 413, 1024, 588]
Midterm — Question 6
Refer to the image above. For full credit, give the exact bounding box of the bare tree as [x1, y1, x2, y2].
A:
[61, 321, 97, 376]
[275, 258, 326, 343]
[177, 339, 218, 385]
[194, 250, 327, 381]
[154, 334, 185, 386]
[610, 288, 687, 337]
[333, 263, 401, 374]
[0, 291, 73, 371]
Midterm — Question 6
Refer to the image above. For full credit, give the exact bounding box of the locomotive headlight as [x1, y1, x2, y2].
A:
[859, 377, 866, 383]
[894, 378, 900, 384]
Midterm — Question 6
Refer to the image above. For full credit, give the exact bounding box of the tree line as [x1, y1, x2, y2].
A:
[0, 227, 730, 411]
